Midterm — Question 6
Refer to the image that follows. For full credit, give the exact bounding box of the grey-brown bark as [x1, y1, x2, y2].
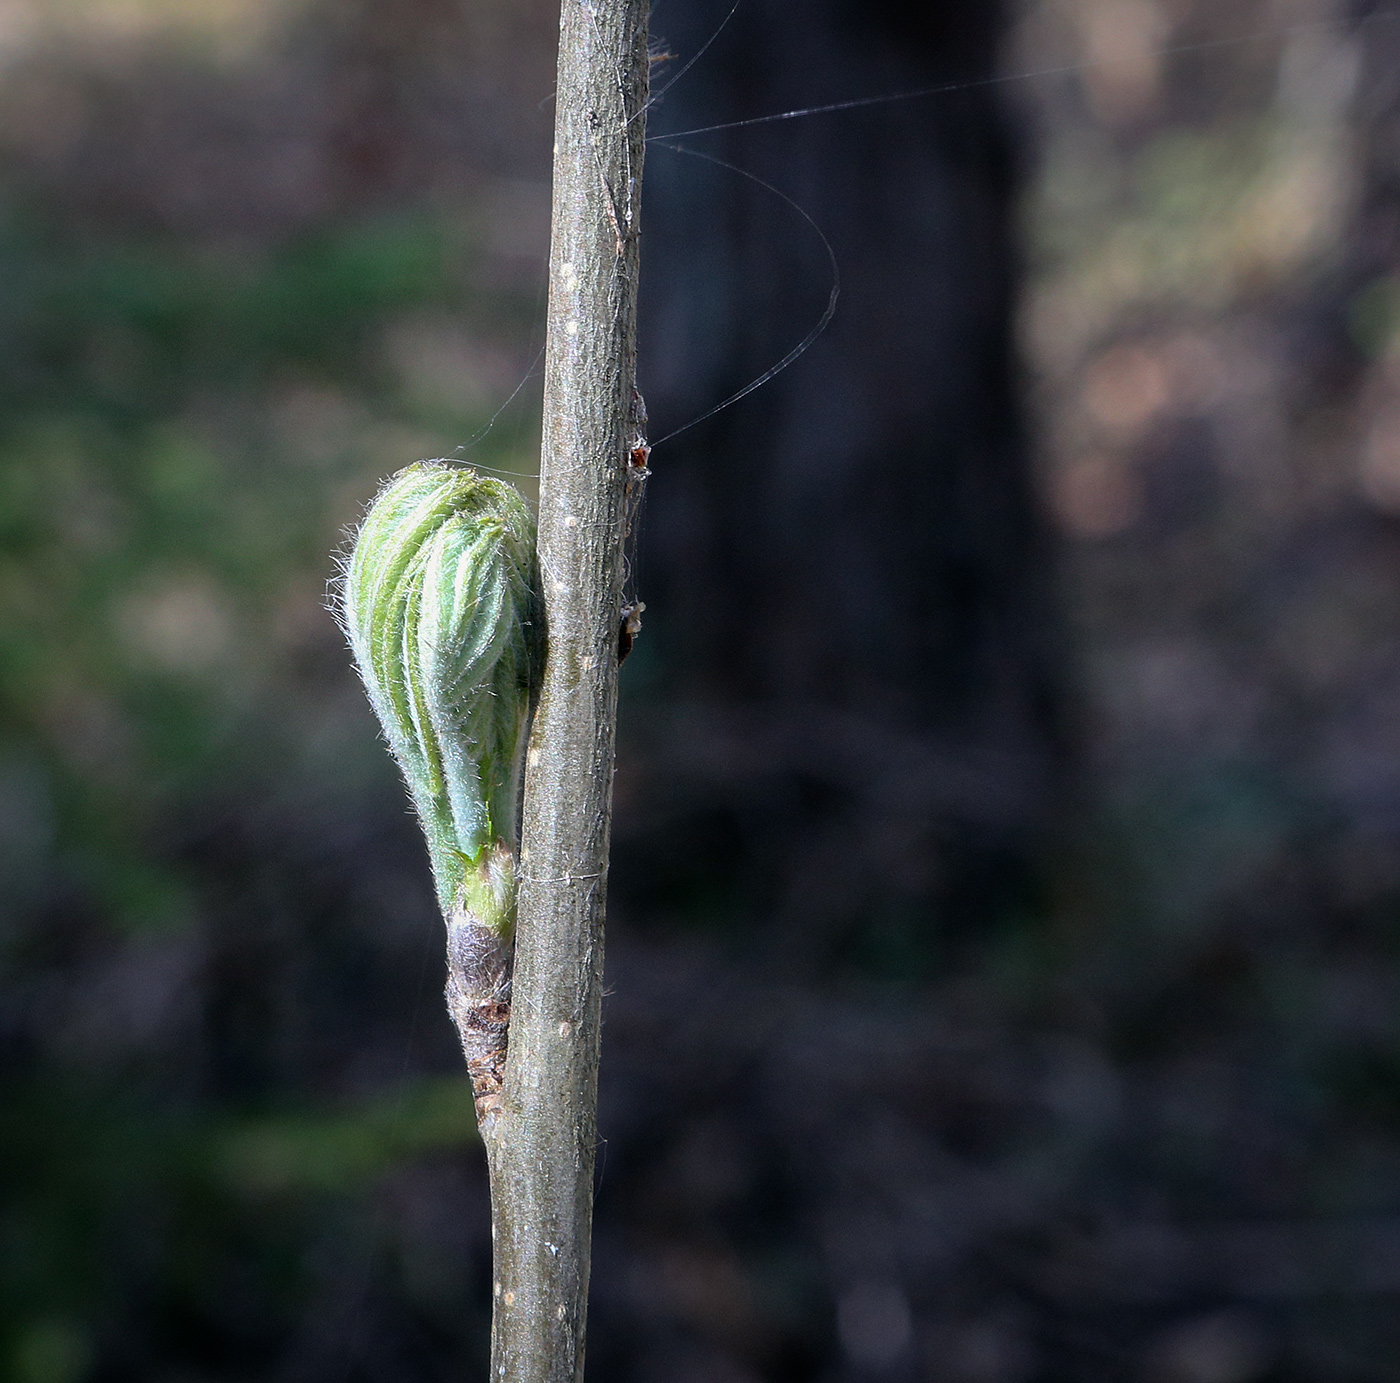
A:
[477, 2, 649, 1381]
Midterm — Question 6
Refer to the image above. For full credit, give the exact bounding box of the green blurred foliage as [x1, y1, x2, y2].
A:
[0, 203, 538, 909]
[0, 179, 540, 1380]
[2, 1074, 479, 1378]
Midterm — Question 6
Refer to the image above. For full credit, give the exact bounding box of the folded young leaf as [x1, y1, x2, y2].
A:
[340, 460, 540, 935]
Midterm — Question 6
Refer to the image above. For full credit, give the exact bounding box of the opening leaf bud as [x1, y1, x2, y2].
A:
[341, 462, 540, 935]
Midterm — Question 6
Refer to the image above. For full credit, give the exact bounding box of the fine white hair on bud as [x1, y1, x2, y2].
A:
[340, 461, 539, 934]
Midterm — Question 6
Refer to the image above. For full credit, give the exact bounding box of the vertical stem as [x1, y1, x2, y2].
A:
[480, 3, 647, 1382]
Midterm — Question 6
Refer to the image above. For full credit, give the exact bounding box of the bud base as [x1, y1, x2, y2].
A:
[444, 912, 513, 1133]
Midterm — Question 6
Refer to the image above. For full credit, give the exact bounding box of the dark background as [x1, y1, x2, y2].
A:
[3, 0, 1400, 1379]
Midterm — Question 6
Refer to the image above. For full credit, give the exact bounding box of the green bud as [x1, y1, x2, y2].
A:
[341, 462, 539, 935]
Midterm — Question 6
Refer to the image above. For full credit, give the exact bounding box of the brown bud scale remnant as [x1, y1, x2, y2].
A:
[444, 913, 513, 1131]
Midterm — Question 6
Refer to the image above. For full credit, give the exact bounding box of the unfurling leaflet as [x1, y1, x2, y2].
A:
[339, 461, 540, 1125]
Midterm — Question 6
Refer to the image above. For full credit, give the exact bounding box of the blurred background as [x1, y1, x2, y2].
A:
[2, 0, 1400, 1378]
